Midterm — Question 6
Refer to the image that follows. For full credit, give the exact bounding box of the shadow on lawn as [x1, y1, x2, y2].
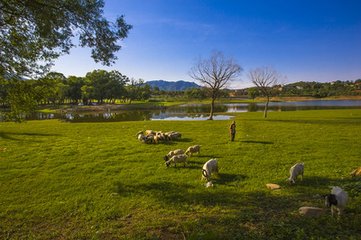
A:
[216, 173, 248, 185]
[114, 175, 361, 239]
[150, 138, 193, 145]
[266, 119, 361, 126]
[0, 131, 61, 141]
[274, 175, 361, 198]
[241, 140, 274, 145]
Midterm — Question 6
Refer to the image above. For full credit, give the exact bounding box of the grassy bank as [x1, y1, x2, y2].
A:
[1, 110, 361, 239]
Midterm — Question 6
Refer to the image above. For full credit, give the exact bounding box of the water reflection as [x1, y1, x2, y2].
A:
[151, 114, 233, 121]
[26, 100, 361, 122]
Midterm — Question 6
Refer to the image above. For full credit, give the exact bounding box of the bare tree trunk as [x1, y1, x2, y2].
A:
[208, 97, 215, 120]
[189, 51, 242, 121]
[264, 96, 270, 118]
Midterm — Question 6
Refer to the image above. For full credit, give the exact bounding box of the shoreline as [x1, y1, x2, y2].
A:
[36, 96, 361, 113]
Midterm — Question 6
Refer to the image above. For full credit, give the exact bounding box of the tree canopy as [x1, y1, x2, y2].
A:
[0, 0, 132, 78]
[189, 51, 242, 120]
[249, 67, 283, 118]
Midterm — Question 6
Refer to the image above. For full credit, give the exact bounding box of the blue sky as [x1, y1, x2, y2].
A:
[52, 0, 361, 88]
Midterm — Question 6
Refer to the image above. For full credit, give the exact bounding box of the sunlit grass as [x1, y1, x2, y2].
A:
[0, 109, 361, 239]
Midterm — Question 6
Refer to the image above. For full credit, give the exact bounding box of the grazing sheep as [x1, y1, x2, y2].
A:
[137, 132, 145, 142]
[164, 149, 185, 162]
[350, 166, 361, 177]
[145, 130, 156, 135]
[165, 154, 188, 167]
[165, 131, 182, 141]
[185, 145, 201, 156]
[136, 132, 156, 144]
[288, 163, 304, 184]
[137, 130, 182, 144]
[325, 186, 348, 217]
[202, 159, 218, 181]
[156, 132, 168, 142]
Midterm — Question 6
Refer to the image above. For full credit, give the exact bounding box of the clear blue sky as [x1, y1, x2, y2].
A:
[52, 0, 361, 88]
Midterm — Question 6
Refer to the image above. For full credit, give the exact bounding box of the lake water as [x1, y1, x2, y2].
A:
[29, 100, 361, 122]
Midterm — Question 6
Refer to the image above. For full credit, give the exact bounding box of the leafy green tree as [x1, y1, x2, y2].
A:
[81, 84, 94, 105]
[65, 76, 85, 104]
[247, 87, 260, 100]
[0, 79, 37, 122]
[0, 0, 132, 78]
[37, 72, 67, 105]
[125, 78, 150, 103]
[185, 88, 207, 100]
[85, 69, 128, 103]
[104, 71, 129, 103]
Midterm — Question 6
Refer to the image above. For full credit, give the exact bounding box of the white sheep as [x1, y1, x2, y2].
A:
[145, 130, 156, 135]
[325, 186, 348, 217]
[165, 154, 188, 167]
[165, 131, 182, 141]
[136, 132, 145, 141]
[185, 145, 201, 156]
[136, 131, 157, 144]
[288, 163, 304, 184]
[202, 159, 218, 181]
[164, 149, 185, 161]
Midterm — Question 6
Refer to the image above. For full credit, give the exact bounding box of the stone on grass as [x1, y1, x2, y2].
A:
[299, 207, 325, 217]
[266, 183, 281, 190]
[351, 166, 361, 177]
[205, 181, 214, 188]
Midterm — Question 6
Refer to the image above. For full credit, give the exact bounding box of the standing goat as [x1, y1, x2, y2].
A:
[288, 163, 304, 184]
[325, 186, 348, 217]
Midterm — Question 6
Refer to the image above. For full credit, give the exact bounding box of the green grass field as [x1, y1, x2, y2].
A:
[1, 109, 361, 239]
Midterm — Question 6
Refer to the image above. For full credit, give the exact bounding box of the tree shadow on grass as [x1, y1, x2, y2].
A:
[241, 140, 274, 145]
[266, 119, 361, 126]
[216, 173, 248, 185]
[273, 175, 361, 198]
[149, 138, 193, 145]
[113, 176, 361, 239]
[176, 138, 193, 143]
[186, 160, 203, 167]
[0, 131, 61, 141]
[196, 154, 221, 159]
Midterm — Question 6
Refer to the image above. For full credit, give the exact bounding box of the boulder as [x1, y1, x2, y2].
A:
[266, 183, 281, 190]
[299, 207, 325, 217]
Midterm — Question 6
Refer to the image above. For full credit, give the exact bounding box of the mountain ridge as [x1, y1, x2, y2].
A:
[145, 80, 200, 91]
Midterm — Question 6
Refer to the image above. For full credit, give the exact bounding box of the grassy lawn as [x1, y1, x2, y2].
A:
[1, 109, 361, 239]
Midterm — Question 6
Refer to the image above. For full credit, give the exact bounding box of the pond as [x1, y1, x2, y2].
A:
[28, 100, 361, 122]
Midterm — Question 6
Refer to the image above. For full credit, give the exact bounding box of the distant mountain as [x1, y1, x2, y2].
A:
[145, 80, 201, 91]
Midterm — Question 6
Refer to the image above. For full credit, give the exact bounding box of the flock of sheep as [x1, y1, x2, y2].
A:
[162, 146, 218, 183]
[136, 130, 181, 144]
[137, 130, 360, 218]
[136, 130, 218, 184]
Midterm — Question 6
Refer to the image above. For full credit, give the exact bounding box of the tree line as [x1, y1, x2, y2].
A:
[244, 79, 361, 99]
[0, 70, 153, 121]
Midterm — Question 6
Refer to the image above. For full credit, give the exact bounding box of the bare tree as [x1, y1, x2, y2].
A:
[189, 51, 242, 120]
[248, 67, 283, 118]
